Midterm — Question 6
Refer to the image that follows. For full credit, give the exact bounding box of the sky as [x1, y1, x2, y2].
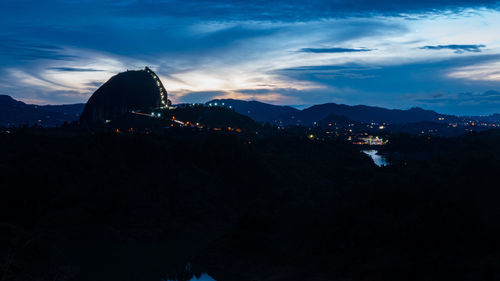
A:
[1, 0, 500, 115]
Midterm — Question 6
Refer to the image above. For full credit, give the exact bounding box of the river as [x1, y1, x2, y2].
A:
[362, 150, 389, 167]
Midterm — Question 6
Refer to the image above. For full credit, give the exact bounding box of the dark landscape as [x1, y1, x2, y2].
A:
[3, 1, 500, 280]
[1, 67, 500, 281]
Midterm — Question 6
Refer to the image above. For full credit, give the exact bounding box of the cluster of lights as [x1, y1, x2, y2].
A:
[207, 102, 231, 109]
[144, 67, 170, 108]
[349, 135, 388, 146]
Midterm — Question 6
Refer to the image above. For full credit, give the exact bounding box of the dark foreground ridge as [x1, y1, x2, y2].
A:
[2, 68, 500, 281]
[1, 127, 500, 280]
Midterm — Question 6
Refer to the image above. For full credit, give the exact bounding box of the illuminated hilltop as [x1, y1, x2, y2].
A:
[80, 67, 170, 124]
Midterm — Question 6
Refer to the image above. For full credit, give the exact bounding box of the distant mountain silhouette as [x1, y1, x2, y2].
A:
[209, 99, 465, 125]
[206, 99, 299, 123]
[473, 113, 500, 123]
[2, 92, 500, 128]
[0, 95, 84, 127]
[290, 103, 457, 125]
[81, 67, 170, 124]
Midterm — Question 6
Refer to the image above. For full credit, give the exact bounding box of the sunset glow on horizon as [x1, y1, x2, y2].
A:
[2, 1, 500, 115]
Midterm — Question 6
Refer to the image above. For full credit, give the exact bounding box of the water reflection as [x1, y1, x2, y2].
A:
[164, 273, 215, 281]
[159, 261, 217, 281]
[363, 150, 389, 167]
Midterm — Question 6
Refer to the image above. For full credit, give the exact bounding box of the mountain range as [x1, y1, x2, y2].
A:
[0, 95, 84, 127]
[1, 94, 499, 127]
[206, 99, 495, 125]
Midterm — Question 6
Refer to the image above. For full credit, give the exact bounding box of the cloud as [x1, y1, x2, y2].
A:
[107, 0, 500, 21]
[1, 0, 500, 115]
[173, 88, 308, 104]
[448, 60, 500, 81]
[420, 44, 486, 54]
[273, 54, 500, 114]
[85, 81, 104, 87]
[47, 67, 104, 72]
[0, 40, 76, 63]
[416, 91, 500, 115]
[299, 47, 373, 53]
[419, 90, 500, 103]
[236, 88, 302, 95]
[173, 90, 228, 104]
[274, 65, 379, 82]
[483, 90, 500, 96]
[2, 0, 499, 27]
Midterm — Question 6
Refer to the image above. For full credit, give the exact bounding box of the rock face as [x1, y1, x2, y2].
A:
[80, 67, 169, 124]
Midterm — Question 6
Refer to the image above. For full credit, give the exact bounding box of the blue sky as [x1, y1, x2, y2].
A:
[1, 0, 500, 115]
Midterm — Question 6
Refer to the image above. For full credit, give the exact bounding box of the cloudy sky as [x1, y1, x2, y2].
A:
[1, 0, 500, 115]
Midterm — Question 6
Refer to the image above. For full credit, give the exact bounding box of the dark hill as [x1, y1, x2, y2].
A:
[106, 105, 259, 132]
[165, 105, 257, 130]
[0, 95, 84, 127]
[81, 67, 168, 124]
[207, 99, 299, 123]
[290, 103, 455, 125]
[204, 99, 461, 125]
